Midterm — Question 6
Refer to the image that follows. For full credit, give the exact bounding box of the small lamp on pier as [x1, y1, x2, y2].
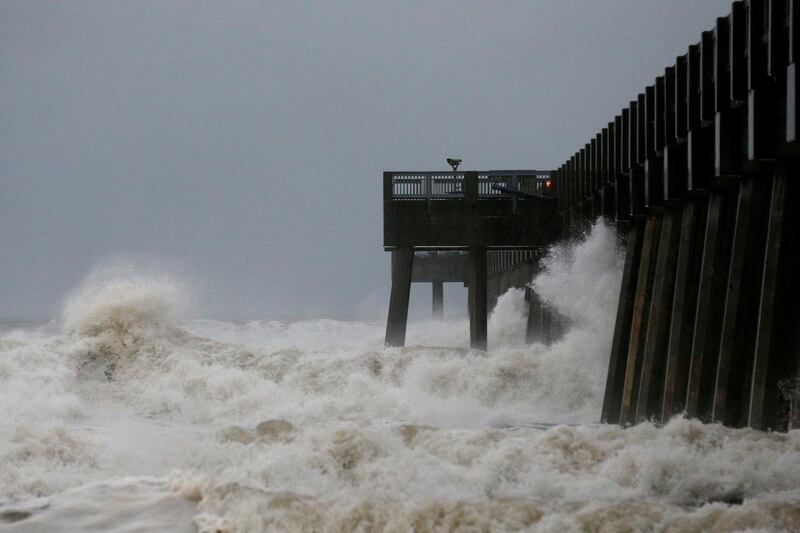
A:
[446, 158, 462, 172]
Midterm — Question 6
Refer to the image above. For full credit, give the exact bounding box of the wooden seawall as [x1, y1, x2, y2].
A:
[553, 0, 800, 431]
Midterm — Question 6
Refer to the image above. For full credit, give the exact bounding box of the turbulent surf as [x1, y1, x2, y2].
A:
[2, 222, 799, 532]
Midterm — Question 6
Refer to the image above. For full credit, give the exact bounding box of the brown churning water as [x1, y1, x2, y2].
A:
[1, 222, 799, 532]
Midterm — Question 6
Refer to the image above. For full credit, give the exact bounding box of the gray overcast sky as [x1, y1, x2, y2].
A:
[1, 0, 733, 320]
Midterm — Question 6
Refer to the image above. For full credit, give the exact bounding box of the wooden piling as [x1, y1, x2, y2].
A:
[432, 281, 444, 321]
[385, 247, 414, 347]
[711, 174, 771, 427]
[602, 220, 644, 424]
[619, 214, 662, 425]
[525, 288, 545, 345]
[636, 205, 682, 422]
[468, 245, 488, 351]
[685, 186, 739, 421]
[660, 194, 709, 422]
[749, 168, 800, 430]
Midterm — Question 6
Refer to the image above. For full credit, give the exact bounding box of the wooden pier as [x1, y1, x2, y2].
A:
[552, 0, 800, 431]
[382, 0, 800, 432]
[383, 171, 559, 349]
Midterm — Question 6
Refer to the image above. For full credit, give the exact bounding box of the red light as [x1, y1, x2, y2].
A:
[545, 180, 552, 188]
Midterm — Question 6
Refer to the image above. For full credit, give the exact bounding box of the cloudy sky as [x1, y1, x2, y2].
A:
[1, 0, 733, 320]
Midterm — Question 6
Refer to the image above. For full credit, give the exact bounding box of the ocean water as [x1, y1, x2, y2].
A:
[2, 222, 800, 532]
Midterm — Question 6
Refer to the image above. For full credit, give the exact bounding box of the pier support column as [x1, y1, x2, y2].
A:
[748, 168, 800, 431]
[619, 214, 662, 425]
[469, 245, 488, 351]
[686, 187, 739, 421]
[602, 220, 645, 424]
[661, 194, 709, 423]
[525, 288, 547, 345]
[712, 176, 771, 427]
[542, 306, 553, 345]
[385, 247, 414, 347]
[432, 281, 444, 321]
[636, 205, 683, 423]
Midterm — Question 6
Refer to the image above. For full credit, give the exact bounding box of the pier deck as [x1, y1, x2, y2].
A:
[383, 170, 559, 349]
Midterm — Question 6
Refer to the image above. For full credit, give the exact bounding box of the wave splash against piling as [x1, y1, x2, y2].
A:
[1, 221, 800, 531]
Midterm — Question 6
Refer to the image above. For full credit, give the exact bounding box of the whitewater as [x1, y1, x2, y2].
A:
[2, 222, 799, 532]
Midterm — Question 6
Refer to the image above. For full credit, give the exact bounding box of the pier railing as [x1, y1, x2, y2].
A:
[384, 170, 559, 250]
[389, 171, 553, 200]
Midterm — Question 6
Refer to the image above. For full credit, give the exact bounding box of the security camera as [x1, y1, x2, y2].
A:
[447, 158, 462, 172]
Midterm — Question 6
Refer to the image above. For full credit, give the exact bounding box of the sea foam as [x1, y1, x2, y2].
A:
[2, 221, 799, 532]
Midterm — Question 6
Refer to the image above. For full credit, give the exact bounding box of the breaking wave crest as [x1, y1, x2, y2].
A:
[2, 222, 800, 531]
[61, 262, 188, 337]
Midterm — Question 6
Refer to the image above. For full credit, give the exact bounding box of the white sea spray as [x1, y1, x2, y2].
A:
[1, 222, 799, 532]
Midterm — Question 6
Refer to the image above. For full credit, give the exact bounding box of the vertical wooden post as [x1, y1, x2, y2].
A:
[583, 144, 593, 219]
[602, 102, 641, 424]
[713, 175, 771, 426]
[655, 50, 690, 423]
[662, 36, 712, 423]
[749, 168, 800, 430]
[636, 205, 683, 422]
[385, 247, 414, 347]
[685, 186, 739, 421]
[542, 305, 553, 345]
[645, 83, 665, 209]
[432, 281, 444, 321]
[634, 68, 674, 423]
[619, 215, 662, 425]
[589, 137, 596, 216]
[715, 15, 747, 180]
[661, 195, 710, 422]
[469, 245, 488, 351]
[615, 111, 631, 222]
[525, 287, 544, 345]
[630, 100, 647, 219]
[688, 40, 715, 192]
[602, 221, 644, 423]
